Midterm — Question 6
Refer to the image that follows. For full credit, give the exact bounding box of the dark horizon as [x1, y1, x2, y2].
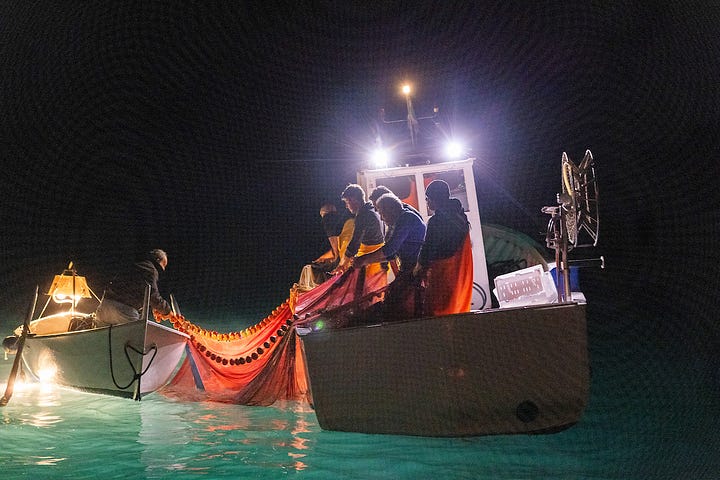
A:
[1, 2, 718, 348]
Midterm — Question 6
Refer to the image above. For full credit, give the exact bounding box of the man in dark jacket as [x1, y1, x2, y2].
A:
[414, 180, 473, 315]
[335, 184, 384, 273]
[95, 249, 172, 326]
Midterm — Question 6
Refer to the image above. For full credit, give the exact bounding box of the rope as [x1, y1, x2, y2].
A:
[107, 323, 159, 392]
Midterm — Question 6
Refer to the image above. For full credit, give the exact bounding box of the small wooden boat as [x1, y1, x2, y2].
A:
[3, 265, 188, 400]
[19, 315, 188, 400]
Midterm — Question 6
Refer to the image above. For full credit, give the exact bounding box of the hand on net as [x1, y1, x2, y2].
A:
[329, 262, 352, 276]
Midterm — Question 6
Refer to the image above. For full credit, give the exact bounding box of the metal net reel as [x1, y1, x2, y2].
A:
[543, 150, 600, 301]
[561, 150, 599, 248]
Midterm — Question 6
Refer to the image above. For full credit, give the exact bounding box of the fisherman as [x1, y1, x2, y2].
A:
[368, 185, 392, 208]
[333, 184, 385, 274]
[414, 180, 473, 315]
[369, 185, 421, 216]
[368, 185, 422, 274]
[354, 193, 426, 319]
[296, 202, 352, 291]
[318, 202, 346, 264]
[94, 249, 172, 326]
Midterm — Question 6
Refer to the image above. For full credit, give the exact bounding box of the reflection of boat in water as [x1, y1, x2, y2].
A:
[3, 265, 188, 400]
[295, 148, 599, 436]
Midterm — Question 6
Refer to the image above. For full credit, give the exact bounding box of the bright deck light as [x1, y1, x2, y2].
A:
[371, 149, 390, 168]
[444, 141, 465, 159]
[402, 84, 411, 96]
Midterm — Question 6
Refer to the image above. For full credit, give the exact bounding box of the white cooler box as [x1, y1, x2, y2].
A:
[493, 265, 558, 308]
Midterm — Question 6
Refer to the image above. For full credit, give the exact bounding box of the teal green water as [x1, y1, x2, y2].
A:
[1, 309, 718, 479]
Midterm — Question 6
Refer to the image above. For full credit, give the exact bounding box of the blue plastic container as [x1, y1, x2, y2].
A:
[550, 266, 580, 291]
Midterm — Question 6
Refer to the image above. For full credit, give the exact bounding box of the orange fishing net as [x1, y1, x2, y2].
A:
[157, 265, 388, 405]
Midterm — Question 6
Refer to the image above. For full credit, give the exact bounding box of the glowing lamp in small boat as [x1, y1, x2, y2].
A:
[47, 263, 91, 306]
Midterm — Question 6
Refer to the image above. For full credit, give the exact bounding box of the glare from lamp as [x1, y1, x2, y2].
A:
[371, 149, 389, 168]
[37, 365, 57, 385]
[445, 141, 465, 159]
[52, 293, 82, 305]
[48, 273, 91, 306]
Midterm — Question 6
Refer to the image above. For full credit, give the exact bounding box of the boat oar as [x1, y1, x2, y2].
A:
[0, 285, 39, 407]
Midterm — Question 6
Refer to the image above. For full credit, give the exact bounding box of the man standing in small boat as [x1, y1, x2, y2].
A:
[94, 249, 172, 326]
[414, 180, 474, 316]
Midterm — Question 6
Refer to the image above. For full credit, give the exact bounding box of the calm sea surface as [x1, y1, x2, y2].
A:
[1, 303, 718, 480]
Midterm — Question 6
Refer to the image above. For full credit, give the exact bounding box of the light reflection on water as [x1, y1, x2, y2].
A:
[0, 365, 320, 478]
[1, 325, 718, 479]
[137, 398, 316, 476]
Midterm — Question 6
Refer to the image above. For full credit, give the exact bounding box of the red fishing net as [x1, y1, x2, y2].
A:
[156, 266, 388, 405]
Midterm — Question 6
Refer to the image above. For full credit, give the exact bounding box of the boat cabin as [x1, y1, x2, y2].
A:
[357, 157, 492, 309]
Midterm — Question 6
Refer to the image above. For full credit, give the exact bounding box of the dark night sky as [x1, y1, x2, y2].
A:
[1, 1, 718, 347]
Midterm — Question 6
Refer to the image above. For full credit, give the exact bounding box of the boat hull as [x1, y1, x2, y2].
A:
[300, 302, 589, 436]
[21, 321, 188, 399]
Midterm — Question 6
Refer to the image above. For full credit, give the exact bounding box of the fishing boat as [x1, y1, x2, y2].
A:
[297, 149, 599, 436]
[292, 85, 601, 436]
[2, 265, 189, 400]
